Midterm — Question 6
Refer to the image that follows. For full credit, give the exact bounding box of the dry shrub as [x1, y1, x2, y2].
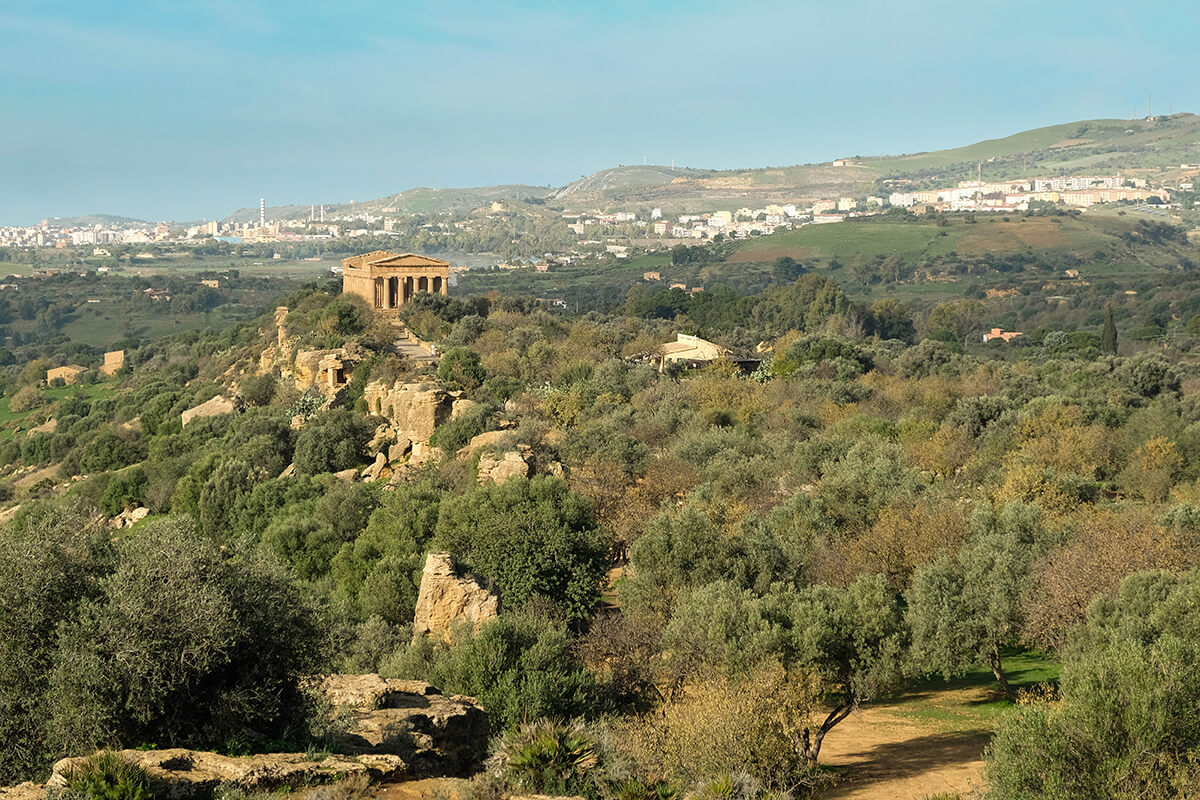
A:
[622, 664, 830, 793]
[1022, 507, 1196, 650]
[9, 385, 45, 413]
[834, 497, 970, 592]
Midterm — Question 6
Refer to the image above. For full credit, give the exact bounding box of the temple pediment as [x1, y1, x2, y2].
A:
[370, 253, 451, 268]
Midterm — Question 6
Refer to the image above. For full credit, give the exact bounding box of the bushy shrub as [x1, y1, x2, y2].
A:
[987, 570, 1200, 799]
[294, 408, 373, 475]
[429, 402, 497, 454]
[9, 384, 45, 413]
[623, 664, 829, 792]
[239, 374, 277, 407]
[98, 466, 148, 516]
[489, 719, 603, 798]
[42, 517, 326, 761]
[391, 614, 600, 731]
[434, 476, 610, 623]
[438, 346, 486, 390]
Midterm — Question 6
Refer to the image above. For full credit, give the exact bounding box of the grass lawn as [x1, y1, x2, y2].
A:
[0, 380, 118, 440]
[727, 220, 956, 264]
[890, 649, 1059, 729]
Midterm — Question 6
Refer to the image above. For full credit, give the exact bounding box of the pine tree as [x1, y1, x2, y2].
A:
[1101, 305, 1118, 355]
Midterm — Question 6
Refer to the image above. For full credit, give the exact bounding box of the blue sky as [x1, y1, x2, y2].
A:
[1, 0, 1197, 223]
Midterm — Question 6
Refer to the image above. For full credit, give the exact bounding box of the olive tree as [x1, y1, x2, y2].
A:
[906, 503, 1045, 699]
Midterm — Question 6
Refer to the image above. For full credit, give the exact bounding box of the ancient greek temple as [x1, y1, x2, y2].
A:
[341, 251, 451, 312]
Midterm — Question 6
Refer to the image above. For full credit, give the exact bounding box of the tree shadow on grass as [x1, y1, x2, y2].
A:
[817, 728, 992, 798]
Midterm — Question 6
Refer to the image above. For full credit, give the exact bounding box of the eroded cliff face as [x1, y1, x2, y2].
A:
[412, 553, 499, 642]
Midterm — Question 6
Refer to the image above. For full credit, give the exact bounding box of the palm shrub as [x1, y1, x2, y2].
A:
[489, 719, 602, 798]
[60, 751, 152, 800]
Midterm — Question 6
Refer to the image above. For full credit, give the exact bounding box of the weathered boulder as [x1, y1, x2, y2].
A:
[456, 429, 509, 459]
[49, 749, 407, 800]
[450, 398, 479, 420]
[0, 783, 42, 800]
[367, 423, 394, 454]
[476, 449, 531, 484]
[322, 675, 489, 778]
[291, 343, 367, 394]
[389, 438, 412, 463]
[181, 395, 239, 427]
[333, 468, 360, 483]
[363, 452, 390, 482]
[110, 506, 150, 529]
[27, 418, 57, 436]
[413, 553, 499, 643]
[408, 441, 436, 468]
[363, 381, 453, 445]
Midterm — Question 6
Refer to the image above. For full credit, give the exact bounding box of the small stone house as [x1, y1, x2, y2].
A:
[46, 365, 86, 385]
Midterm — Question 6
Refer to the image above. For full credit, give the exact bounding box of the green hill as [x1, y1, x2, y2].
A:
[866, 113, 1200, 184]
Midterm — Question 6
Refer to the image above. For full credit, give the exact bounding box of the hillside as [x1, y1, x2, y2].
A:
[44, 213, 149, 227]
[866, 113, 1200, 184]
[213, 113, 1200, 222]
[223, 184, 549, 223]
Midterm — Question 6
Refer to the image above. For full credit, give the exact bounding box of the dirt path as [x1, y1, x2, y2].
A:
[815, 686, 993, 800]
[369, 686, 999, 800]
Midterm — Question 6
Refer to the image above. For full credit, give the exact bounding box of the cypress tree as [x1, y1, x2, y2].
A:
[1101, 305, 1118, 355]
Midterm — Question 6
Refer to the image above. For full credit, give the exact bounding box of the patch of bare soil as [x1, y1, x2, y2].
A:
[373, 777, 469, 800]
[815, 687, 992, 800]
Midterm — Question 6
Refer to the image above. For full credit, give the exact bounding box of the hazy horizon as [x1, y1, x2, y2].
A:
[3, 0, 1198, 224]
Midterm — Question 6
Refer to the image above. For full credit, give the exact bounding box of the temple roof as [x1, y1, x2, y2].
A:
[355, 251, 451, 268]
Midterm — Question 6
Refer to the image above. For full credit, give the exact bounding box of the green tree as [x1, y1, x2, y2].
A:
[0, 502, 113, 782]
[294, 408, 373, 475]
[1101, 304, 1118, 355]
[331, 482, 443, 624]
[986, 570, 1200, 798]
[48, 517, 325, 755]
[437, 346, 485, 390]
[404, 614, 599, 731]
[662, 575, 906, 764]
[434, 476, 610, 623]
[928, 299, 985, 345]
[771, 256, 803, 283]
[907, 503, 1045, 699]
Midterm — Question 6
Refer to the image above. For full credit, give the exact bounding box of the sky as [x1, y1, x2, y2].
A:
[2, 0, 1199, 224]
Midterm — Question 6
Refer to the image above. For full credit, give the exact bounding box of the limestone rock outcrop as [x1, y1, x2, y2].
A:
[456, 429, 509, 459]
[49, 749, 407, 800]
[0, 783, 42, 800]
[110, 506, 150, 529]
[363, 381, 454, 445]
[412, 553, 499, 642]
[181, 395, 239, 427]
[322, 675, 488, 777]
[476, 447, 531, 484]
